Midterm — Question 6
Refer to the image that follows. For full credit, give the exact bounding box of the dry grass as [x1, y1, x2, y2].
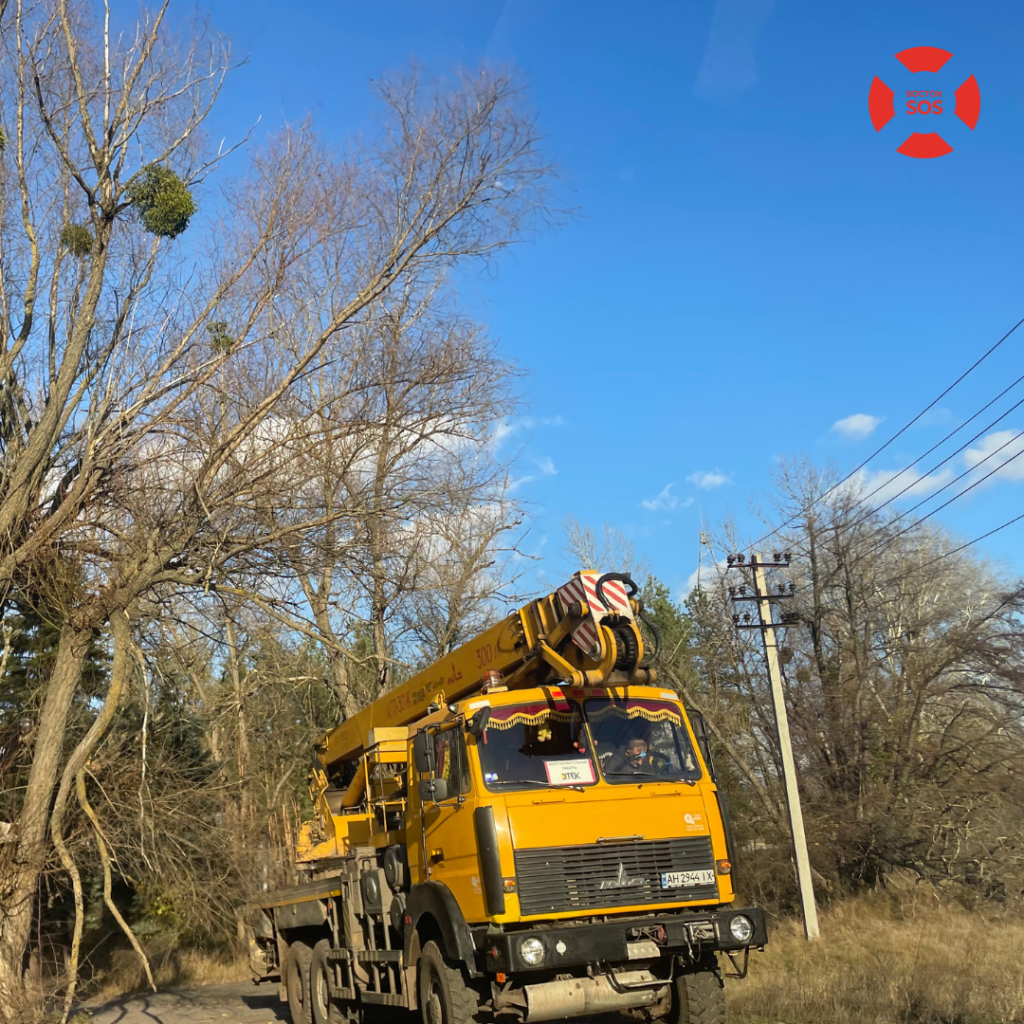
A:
[79, 895, 1024, 1021]
[86, 944, 248, 1002]
[728, 893, 1024, 1024]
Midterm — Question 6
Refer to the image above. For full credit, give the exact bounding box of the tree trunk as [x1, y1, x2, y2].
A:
[225, 614, 251, 837]
[372, 581, 389, 698]
[50, 610, 132, 1020]
[0, 624, 91, 1002]
[328, 650, 360, 719]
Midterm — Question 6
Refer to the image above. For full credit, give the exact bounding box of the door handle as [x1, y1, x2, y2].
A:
[429, 848, 444, 864]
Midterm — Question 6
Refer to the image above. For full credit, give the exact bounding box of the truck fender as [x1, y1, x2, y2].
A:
[404, 881, 479, 976]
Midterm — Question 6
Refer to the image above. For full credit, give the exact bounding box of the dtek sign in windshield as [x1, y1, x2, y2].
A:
[869, 47, 980, 158]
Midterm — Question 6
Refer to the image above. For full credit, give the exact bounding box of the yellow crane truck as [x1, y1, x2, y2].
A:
[248, 570, 766, 1024]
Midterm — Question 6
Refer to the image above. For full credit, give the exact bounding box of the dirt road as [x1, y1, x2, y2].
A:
[87, 980, 290, 1024]
[86, 983, 623, 1024]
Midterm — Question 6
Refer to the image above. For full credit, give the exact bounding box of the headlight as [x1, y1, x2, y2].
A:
[518, 936, 546, 966]
[729, 914, 754, 944]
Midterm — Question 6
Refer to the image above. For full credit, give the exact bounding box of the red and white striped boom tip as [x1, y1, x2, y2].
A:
[555, 570, 636, 660]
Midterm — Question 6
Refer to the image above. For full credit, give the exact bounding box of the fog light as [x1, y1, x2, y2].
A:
[518, 936, 546, 966]
[729, 914, 754, 944]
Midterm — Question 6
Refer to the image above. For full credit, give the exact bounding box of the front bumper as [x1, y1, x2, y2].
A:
[480, 906, 767, 975]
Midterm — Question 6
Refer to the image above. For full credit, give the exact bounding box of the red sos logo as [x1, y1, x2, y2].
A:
[906, 92, 942, 116]
[869, 46, 980, 158]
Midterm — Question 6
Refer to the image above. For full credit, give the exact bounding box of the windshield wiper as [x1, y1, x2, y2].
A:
[604, 771, 696, 785]
[489, 779, 586, 793]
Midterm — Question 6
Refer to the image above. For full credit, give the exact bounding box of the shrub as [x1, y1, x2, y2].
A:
[125, 164, 195, 238]
[206, 320, 234, 354]
[60, 223, 93, 257]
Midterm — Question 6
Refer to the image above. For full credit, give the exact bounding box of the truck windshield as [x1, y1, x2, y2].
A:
[585, 697, 702, 784]
[475, 699, 597, 790]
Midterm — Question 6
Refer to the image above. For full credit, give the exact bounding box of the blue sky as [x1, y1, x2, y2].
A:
[194, 0, 1024, 597]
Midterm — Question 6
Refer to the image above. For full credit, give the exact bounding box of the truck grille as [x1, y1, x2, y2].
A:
[514, 837, 718, 916]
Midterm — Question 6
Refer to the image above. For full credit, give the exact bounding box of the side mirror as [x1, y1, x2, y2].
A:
[413, 732, 435, 774]
[418, 777, 449, 802]
[686, 709, 717, 781]
[467, 707, 490, 738]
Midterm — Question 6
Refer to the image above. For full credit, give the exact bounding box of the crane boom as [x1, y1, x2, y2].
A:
[315, 613, 526, 770]
[312, 570, 652, 775]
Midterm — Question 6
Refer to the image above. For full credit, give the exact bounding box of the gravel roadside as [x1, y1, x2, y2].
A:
[84, 981, 622, 1024]
[86, 980, 290, 1024]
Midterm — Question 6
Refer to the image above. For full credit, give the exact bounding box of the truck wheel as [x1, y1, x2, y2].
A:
[667, 956, 726, 1024]
[418, 940, 482, 1024]
[311, 939, 357, 1024]
[286, 941, 314, 1024]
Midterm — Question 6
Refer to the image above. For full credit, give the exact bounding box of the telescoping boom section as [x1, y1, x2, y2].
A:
[251, 569, 767, 1024]
[309, 570, 656, 810]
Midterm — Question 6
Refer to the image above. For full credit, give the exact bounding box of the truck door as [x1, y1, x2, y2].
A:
[420, 725, 487, 920]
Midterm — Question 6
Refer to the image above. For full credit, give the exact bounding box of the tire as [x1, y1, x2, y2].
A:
[286, 940, 314, 1024]
[418, 940, 483, 1024]
[666, 956, 726, 1024]
[311, 939, 357, 1024]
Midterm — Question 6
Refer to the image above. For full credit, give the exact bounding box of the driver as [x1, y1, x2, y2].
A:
[603, 737, 650, 773]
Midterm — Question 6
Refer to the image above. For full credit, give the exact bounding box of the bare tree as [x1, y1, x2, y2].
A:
[0, 2, 552, 1003]
[0, 3, 236, 1003]
[249, 273, 524, 707]
[397, 492, 525, 664]
[561, 514, 649, 581]
[695, 458, 1024, 904]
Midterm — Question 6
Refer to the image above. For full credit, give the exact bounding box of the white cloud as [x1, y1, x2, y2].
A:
[848, 465, 955, 504]
[641, 483, 694, 511]
[684, 558, 730, 595]
[965, 430, 1024, 483]
[505, 474, 535, 494]
[534, 456, 557, 476]
[492, 415, 565, 446]
[832, 413, 884, 440]
[688, 470, 731, 490]
[492, 421, 516, 444]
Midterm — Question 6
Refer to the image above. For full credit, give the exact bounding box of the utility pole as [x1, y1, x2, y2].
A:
[727, 551, 820, 941]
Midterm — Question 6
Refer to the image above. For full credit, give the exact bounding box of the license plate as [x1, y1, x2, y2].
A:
[661, 869, 715, 889]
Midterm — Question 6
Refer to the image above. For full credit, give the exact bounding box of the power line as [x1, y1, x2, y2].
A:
[813, 376, 1024, 580]
[847, 369, 1024, 519]
[873, 426, 1024, 536]
[864, 437, 1024, 560]
[923, 511, 1024, 570]
[748, 401, 1024, 600]
[873, 510, 1024, 591]
[746, 313, 1024, 552]
[831, 392, 1024, 549]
